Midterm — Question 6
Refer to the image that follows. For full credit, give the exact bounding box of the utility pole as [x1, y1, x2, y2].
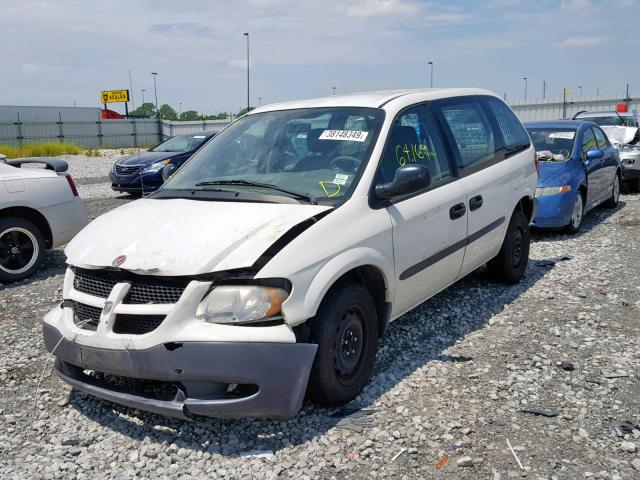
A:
[563, 88, 567, 119]
[141, 89, 146, 106]
[151, 72, 159, 119]
[243, 32, 250, 112]
[542, 80, 547, 100]
[179, 102, 182, 119]
[626, 83, 630, 105]
[428, 61, 433, 88]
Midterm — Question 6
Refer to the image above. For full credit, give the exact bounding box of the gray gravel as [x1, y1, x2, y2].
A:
[1, 155, 639, 479]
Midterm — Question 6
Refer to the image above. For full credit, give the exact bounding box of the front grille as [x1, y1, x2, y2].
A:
[124, 282, 187, 304]
[71, 301, 102, 331]
[115, 164, 140, 175]
[73, 268, 188, 304]
[74, 269, 118, 298]
[113, 314, 166, 335]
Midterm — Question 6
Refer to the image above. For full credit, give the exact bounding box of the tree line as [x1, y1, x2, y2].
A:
[129, 103, 255, 120]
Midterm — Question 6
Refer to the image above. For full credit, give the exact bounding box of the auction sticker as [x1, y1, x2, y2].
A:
[548, 132, 575, 140]
[333, 173, 350, 185]
[319, 130, 369, 142]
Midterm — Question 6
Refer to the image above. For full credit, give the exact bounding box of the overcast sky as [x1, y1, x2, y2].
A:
[2, 0, 638, 114]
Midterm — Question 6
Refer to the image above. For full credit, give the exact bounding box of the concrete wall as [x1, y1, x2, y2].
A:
[510, 95, 639, 122]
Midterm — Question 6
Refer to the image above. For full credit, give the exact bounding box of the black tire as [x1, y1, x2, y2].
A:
[307, 283, 378, 406]
[603, 174, 620, 208]
[626, 178, 640, 193]
[564, 191, 585, 235]
[487, 209, 530, 284]
[0, 217, 45, 283]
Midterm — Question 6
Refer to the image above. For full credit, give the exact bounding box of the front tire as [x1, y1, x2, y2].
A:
[603, 174, 620, 208]
[0, 217, 45, 283]
[487, 209, 530, 284]
[307, 283, 378, 406]
[564, 192, 584, 234]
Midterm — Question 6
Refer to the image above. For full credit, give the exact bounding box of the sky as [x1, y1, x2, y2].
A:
[2, 0, 638, 115]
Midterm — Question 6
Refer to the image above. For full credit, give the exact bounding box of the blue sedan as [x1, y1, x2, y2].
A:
[525, 120, 621, 233]
[110, 132, 216, 194]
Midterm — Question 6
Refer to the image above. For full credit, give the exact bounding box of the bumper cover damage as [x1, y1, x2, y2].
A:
[44, 323, 317, 420]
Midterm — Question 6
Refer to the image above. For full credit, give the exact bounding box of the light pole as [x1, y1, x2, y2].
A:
[258, 97, 262, 106]
[332, 86, 336, 96]
[179, 102, 182, 119]
[542, 80, 547, 100]
[151, 72, 159, 119]
[243, 33, 250, 112]
[141, 89, 146, 106]
[579, 85, 583, 97]
[428, 61, 433, 88]
[523, 77, 528, 101]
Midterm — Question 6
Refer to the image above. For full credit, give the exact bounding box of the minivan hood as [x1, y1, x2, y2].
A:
[65, 199, 331, 276]
[117, 151, 177, 166]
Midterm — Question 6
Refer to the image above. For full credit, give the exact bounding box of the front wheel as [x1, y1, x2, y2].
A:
[487, 209, 530, 284]
[0, 217, 45, 283]
[603, 174, 620, 208]
[564, 192, 584, 234]
[307, 283, 378, 406]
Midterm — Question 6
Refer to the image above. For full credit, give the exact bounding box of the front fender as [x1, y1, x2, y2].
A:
[281, 246, 395, 326]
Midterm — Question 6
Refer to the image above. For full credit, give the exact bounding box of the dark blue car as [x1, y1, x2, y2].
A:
[110, 132, 216, 194]
[525, 120, 621, 233]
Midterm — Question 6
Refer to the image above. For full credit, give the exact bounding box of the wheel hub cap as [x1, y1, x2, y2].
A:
[0, 228, 38, 274]
[334, 309, 364, 379]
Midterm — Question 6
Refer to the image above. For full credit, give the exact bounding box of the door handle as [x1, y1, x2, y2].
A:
[469, 195, 483, 211]
[450, 203, 466, 220]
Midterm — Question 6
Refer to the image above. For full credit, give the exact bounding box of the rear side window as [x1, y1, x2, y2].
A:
[593, 127, 610, 149]
[581, 128, 598, 157]
[485, 98, 530, 156]
[432, 98, 496, 173]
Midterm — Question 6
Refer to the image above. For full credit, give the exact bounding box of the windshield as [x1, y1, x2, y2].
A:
[152, 134, 210, 153]
[526, 127, 576, 161]
[163, 107, 385, 203]
[578, 115, 624, 126]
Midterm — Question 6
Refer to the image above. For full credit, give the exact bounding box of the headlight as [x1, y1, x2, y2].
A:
[142, 159, 170, 173]
[535, 185, 572, 197]
[196, 285, 288, 324]
[621, 145, 640, 153]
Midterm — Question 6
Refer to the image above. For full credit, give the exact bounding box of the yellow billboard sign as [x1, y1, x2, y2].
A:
[100, 89, 130, 103]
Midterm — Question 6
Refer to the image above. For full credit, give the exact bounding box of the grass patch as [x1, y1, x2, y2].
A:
[0, 142, 82, 159]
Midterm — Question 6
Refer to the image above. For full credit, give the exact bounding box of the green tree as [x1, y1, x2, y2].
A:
[179, 110, 200, 121]
[130, 102, 156, 118]
[237, 106, 255, 116]
[158, 104, 178, 120]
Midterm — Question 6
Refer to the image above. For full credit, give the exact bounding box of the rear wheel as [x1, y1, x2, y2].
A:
[564, 192, 584, 234]
[0, 217, 45, 282]
[603, 174, 620, 208]
[307, 283, 378, 406]
[487, 209, 530, 284]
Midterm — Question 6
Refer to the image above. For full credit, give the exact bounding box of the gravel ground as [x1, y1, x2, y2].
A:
[1, 155, 639, 479]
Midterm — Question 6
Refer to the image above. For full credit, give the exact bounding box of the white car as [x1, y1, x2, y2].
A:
[0, 156, 88, 282]
[43, 89, 537, 419]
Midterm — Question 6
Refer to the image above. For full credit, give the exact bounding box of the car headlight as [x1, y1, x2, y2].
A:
[535, 185, 572, 197]
[621, 145, 640, 153]
[196, 285, 288, 324]
[142, 159, 170, 173]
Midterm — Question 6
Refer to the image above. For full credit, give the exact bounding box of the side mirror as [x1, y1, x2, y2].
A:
[375, 164, 432, 200]
[586, 149, 604, 161]
[162, 163, 177, 182]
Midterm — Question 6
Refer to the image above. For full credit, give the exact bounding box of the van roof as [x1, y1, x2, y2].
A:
[250, 88, 497, 113]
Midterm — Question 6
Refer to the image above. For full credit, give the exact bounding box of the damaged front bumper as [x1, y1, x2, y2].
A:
[43, 323, 317, 420]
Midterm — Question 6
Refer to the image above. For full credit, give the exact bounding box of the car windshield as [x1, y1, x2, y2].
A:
[152, 134, 209, 153]
[526, 127, 576, 161]
[162, 107, 385, 203]
[578, 116, 624, 126]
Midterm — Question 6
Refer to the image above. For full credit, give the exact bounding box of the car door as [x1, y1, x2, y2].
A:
[580, 127, 604, 207]
[430, 96, 515, 278]
[593, 125, 618, 195]
[377, 105, 467, 317]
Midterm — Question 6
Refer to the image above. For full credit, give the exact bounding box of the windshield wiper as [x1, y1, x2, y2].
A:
[193, 180, 317, 204]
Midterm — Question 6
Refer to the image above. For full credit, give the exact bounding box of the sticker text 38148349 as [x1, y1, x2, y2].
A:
[319, 130, 369, 142]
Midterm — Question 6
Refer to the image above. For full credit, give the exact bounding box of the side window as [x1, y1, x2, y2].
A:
[581, 128, 598, 157]
[434, 98, 496, 172]
[593, 127, 610, 149]
[485, 97, 530, 155]
[378, 105, 452, 187]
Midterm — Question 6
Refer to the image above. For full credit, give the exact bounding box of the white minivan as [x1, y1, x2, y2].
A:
[43, 89, 537, 419]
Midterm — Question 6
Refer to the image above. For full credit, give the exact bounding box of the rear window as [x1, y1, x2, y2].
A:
[526, 127, 576, 161]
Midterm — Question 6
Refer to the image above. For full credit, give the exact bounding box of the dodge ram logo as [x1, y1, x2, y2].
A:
[112, 255, 127, 267]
